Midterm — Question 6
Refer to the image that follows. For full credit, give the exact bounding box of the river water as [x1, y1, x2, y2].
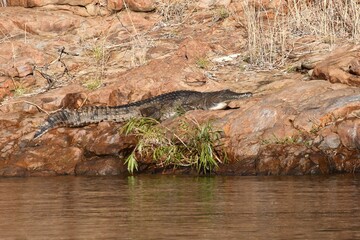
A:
[0, 175, 359, 240]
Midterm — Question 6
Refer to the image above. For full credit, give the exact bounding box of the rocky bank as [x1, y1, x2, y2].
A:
[1, 0, 360, 176]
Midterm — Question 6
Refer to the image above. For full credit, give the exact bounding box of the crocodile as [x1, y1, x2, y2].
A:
[33, 89, 253, 139]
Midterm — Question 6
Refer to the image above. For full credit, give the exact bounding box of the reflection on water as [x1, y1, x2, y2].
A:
[0, 175, 359, 240]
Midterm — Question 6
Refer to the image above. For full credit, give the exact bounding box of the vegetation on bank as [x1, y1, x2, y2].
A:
[155, 0, 360, 69]
[121, 117, 225, 174]
[241, 0, 360, 69]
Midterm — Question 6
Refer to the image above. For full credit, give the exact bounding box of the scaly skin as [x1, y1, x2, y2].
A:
[33, 89, 253, 139]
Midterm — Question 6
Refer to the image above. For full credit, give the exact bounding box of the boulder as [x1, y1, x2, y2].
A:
[312, 45, 360, 86]
[125, 0, 155, 12]
[107, 0, 123, 11]
[75, 157, 127, 176]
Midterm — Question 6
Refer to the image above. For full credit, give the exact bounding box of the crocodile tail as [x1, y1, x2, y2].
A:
[33, 109, 72, 139]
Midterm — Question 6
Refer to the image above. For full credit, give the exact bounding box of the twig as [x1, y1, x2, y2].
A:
[10, 76, 17, 89]
[35, 70, 55, 90]
[23, 101, 49, 115]
[162, 124, 190, 151]
[78, 95, 88, 109]
[34, 46, 76, 91]
[115, 11, 132, 35]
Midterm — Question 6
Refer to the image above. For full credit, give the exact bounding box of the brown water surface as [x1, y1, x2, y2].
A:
[0, 175, 359, 239]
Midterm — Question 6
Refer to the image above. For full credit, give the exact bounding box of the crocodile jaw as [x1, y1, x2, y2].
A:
[209, 102, 229, 110]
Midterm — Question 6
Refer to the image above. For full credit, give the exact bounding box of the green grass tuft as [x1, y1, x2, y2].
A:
[195, 57, 210, 69]
[121, 117, 224, 175]
[83, 78, 102, 91]
[13, 85, 28, 97]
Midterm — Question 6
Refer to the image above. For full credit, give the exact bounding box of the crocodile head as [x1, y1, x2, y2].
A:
[206, 89, 253, 110]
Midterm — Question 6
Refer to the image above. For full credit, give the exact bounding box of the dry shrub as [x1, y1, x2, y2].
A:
[289, 0, 360, 42]
[242, 1, 290, 69]
[241, 0, 360, 69]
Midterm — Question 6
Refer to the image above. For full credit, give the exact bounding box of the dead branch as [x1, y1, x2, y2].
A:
[33, 46, 77, 91]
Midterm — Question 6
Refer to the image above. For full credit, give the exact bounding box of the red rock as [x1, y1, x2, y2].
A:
[16, 64, 33, 78]
[61, 92, 87, 109]
[312, 45, 360, 86]
[87, 88, 115, 105]
[0, 165, 28, 177]
[0, 22, 9, 35]
[107, 0, 123, 11]
[6, 0, 27, 6]
[10, 146, 83, 176]
[125, 0, 155, 12]
[8, 0, 93, 7]
[85, 122, 136, 155]
[0, 42, 47, 83]
[177, 39, 212, 64]
[75, 157, 127, 176]
[41, 97, 63, 111]
[20, 75, 37, 87]
[308, 152, 329, 174]
[108, 89, 130, 106]
[337, 120, 360, 149]
[332, 148, 356, 173]
[198, 0, 231, 8]
[22, 102, 39, 114]
[319, 132, 341, 149]
[184, 72, 207, 86]
[6, 67, 19, 78]
[0, 77, 15, 101]
[348, 58, 360, 76]
[85, 2, 110, 16]
[256, 145, 313, 175]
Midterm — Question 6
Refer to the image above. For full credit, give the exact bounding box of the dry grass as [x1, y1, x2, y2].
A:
[83, 38, 109, 89]
[242, 2, 289, 69]
[121, 1, 152, 67]
[289, 0, 360, 42]
[241, 0, 360, 69]
[90, 41, 109, 78]
[156, 0, 193, 23]
[0, 0, 7, 7]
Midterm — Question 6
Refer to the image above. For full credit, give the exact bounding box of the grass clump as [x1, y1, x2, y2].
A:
[91, 45, 106, 63]
[196, 57, 210, 69]
[121, 117, 224, 174]
[83, 78, 102, 91]
[261, 133, 313, 147]
[13, 85, 28, 97]
[85, 40, 109, 79]
[213, 6, 230, 21]
[261, 134, 298, 145]
[187, 121, 222, 173]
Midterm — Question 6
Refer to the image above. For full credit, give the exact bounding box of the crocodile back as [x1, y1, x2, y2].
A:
[33, 90, 253, 139]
